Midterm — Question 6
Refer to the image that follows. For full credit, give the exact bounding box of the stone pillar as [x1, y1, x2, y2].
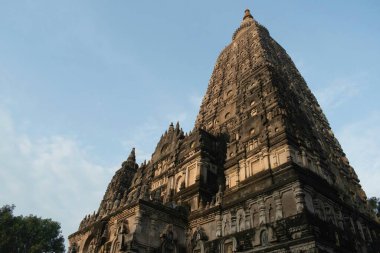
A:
[216, 185, 223, 205]
[285, 146, 291, 162]
[274, 192, 283, 220]
[258, 199, 266, 225]
[185, 166, 189, 187]
[149, 216, 157, 239]
[245, 209, 251, 229]
[236, 164, 240, 185]
[216, 214, 222, 237]
[231, 210, 237, 234]
[168, 176, 173, 190]
[239, 159, 246, 180]
[301, 149, 307, 168]
[262, 148, 270, 170]
[357, 220, 365, 240]
[336, 209, 344, 229]
[293, 183, 305, 213]
[366, 226, 373, 242]
[196, 161, 202, 183]
[134, 209, 143, 233]
[315, 160, 322, 176]
[349, 217, 356, 234]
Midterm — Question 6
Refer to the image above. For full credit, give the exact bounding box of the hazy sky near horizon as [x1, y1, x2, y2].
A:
[0, 0, 379, 246]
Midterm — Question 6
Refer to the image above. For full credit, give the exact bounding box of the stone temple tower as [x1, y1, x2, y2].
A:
[68, 9, 380, 253]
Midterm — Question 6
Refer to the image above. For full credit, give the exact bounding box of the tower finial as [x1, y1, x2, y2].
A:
[169, 122, 174, 132]
[127, 147, 136, 163]
[243, 9, 253, 20]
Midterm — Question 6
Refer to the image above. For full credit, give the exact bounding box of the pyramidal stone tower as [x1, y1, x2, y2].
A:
[68, 10, 380, 253]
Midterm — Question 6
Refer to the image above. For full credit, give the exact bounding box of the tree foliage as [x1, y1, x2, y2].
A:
[0, 204, 65, 253]
[368, 197, 380, 216]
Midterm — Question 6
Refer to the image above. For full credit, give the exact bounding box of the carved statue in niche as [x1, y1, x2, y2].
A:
[191, 225, 208, 250]
[225, 242, 233, 253]
[163, 188, 172, 203]
[223, 220, 230, 236]
[113, 193, 121, 210]
[160, 224, 177, 253]
[117, 220, 128, 234]
[260, 230, 268, 246]
[106, 201, 112, 213]
[258, 199, 266, 225]
[238, 214, 245, 232]
[252, 224, 278, 246]
[313, 199, 325, 220]
[180, 180, 185, 191]
[223, 238, 236, 253]
[186, 227, 193, 253]
[140, 183, 150, 201]
[153, 187, 162, 203]
[110, 219, 129, 253]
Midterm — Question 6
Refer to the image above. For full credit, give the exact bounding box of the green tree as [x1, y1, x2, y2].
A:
[368, 197, 380, 216]
[0, 204, 65, 253]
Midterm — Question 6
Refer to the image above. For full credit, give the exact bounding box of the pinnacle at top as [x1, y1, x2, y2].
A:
[232, 9, 256, 40]
[243, 9, 253, 20]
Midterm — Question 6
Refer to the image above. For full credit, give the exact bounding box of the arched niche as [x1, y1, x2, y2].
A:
[252, 226, 277, 247]
[161, 143, 169, 153]
[222, 213, 231, 236]
[160, 224, 178, 253]
[82, 235, 96, 253]
[236, 209, 246, 232]
[193, 240, 205, 253]
[304, 192, 315, 214]
[221, 237, 237, 253]
[175, 176, 184, 192]
[249, 203, 259, 228]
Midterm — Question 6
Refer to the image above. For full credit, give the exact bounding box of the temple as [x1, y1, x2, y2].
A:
[68, 9, 380, 253]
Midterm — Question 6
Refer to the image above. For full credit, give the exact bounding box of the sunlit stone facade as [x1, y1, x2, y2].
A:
[68, 9, 380, 253]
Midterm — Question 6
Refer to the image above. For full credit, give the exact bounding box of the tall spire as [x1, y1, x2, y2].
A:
[196, 7, 368, 205]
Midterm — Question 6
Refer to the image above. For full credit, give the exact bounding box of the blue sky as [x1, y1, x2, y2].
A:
[0, 0, 379, 246]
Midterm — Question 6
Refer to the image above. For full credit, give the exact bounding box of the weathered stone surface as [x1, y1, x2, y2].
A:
[68, 9, 380, 253]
